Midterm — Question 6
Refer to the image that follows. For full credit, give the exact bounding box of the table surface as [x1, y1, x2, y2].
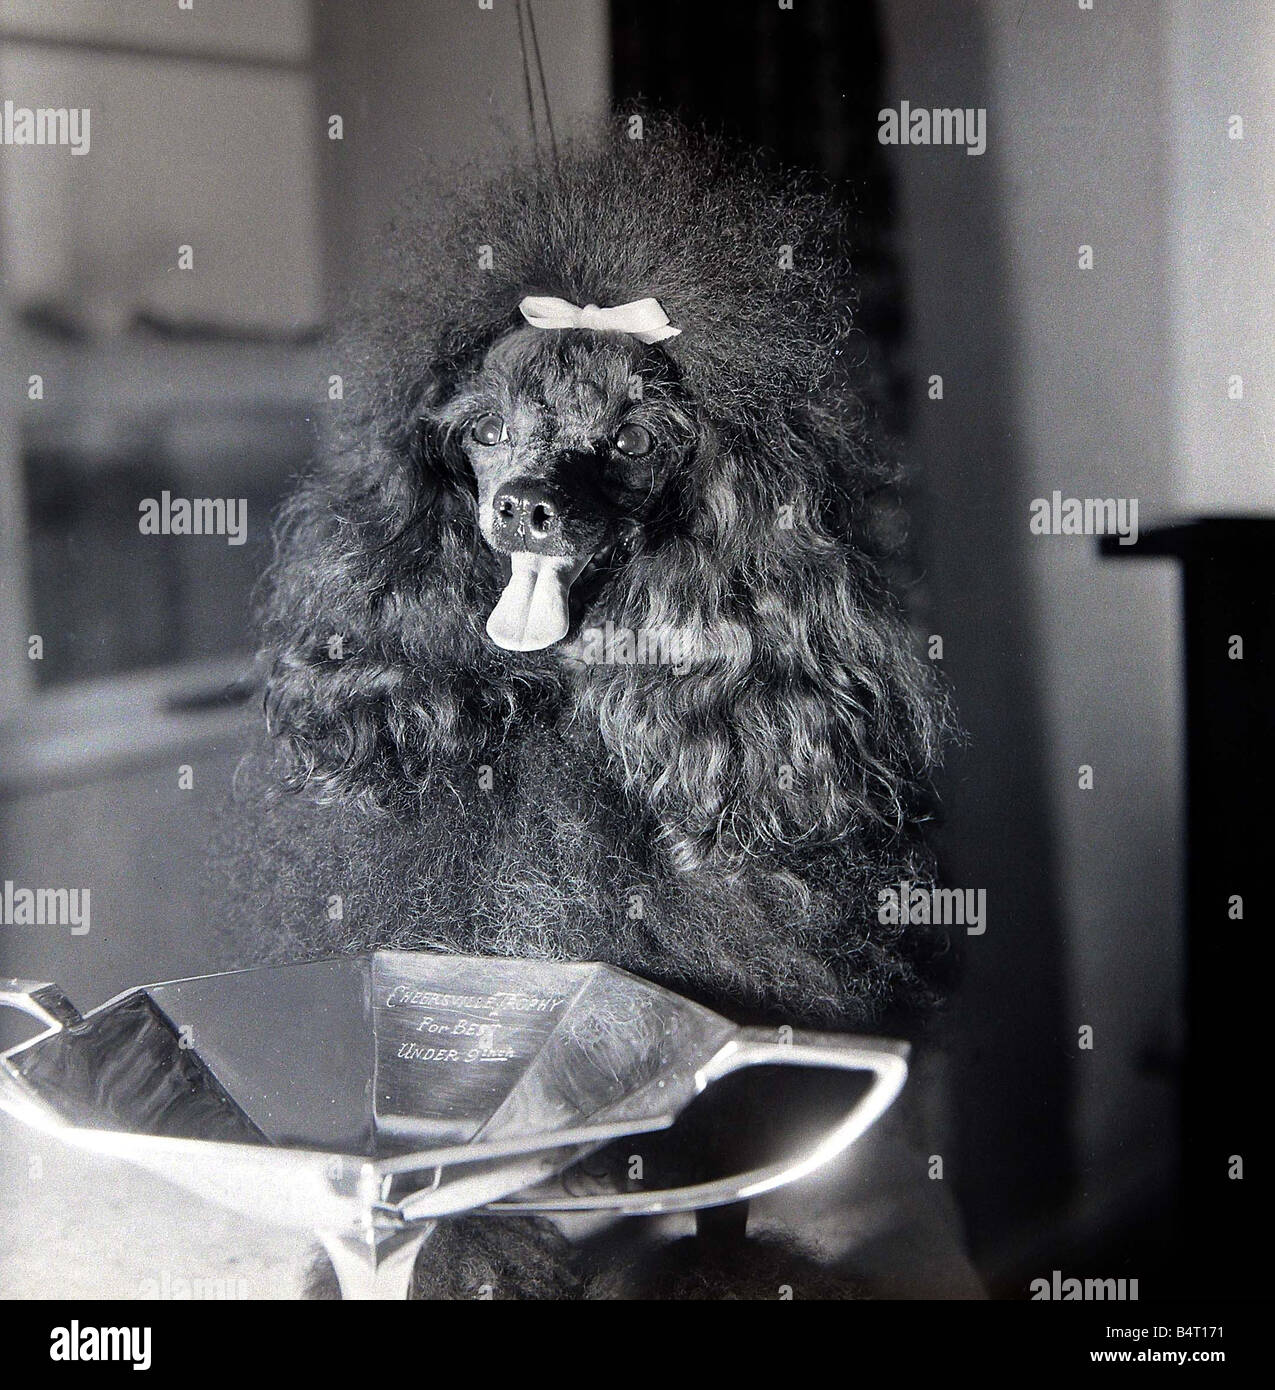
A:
[0, 1108, 309, 1300]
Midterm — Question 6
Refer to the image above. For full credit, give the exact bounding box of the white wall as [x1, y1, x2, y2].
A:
[1168, 0, 1275, 514]
[315, 0, 611, 301]
[984, 0, 1185, 1232]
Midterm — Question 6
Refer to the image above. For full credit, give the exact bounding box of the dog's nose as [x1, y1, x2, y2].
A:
[491, 479, 565, 552]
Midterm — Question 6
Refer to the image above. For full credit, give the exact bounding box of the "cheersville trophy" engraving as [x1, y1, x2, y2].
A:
[384, 985, 569, 1019]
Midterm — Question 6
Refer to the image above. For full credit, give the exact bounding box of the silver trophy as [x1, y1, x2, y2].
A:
[0, 953, 909, 1298]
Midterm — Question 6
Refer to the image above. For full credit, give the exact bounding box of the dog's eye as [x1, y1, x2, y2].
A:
[614, 423, 653, 457]
[470, 413, 507, 446]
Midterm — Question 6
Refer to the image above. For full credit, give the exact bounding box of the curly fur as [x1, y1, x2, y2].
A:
[233, 115, 951, 1033]
[305, 1217, 583, 1300]
[303, 1217, 854, 1301]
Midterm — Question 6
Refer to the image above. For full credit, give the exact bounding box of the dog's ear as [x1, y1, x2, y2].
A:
[582, 446, 947, 873]
[259, 419, 537, 811]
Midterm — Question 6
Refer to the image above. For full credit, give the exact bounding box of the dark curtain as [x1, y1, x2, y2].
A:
[610, 0, 907, 435]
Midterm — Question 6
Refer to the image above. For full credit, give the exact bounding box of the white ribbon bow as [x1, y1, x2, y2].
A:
[518, 294, 681, 344]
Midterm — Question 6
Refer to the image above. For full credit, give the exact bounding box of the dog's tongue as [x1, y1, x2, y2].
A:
[486, 551, 588, 652]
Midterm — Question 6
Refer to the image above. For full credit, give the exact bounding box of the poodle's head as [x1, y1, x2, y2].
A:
[263, 119, 946, 872]
[436, 322, 694, 654]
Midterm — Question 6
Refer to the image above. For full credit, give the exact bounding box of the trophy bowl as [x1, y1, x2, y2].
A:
[0, 953, 909, 1298]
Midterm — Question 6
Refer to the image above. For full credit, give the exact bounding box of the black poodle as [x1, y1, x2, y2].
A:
[233, 118, 954, 1296]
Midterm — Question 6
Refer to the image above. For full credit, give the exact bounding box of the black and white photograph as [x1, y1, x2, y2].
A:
[0, 0, 1268, 1358]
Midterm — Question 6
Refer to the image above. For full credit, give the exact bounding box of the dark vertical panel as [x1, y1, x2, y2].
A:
[608, 0, 907, 434]
[1105, 520, 1274, 1298]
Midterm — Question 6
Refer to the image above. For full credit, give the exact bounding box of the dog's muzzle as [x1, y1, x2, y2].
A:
[484, 477, 603, 653]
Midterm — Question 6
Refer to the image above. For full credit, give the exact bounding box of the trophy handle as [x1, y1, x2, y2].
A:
[487, 1029, 910, 1216]
[0, 980, 82, 1040]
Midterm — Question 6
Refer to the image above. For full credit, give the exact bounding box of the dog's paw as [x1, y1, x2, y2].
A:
[408, 1215, 583, 1300]
[302, 1247, 342, 1300]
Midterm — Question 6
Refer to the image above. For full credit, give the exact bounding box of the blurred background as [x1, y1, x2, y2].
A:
[1, 0, 1270, 1298]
